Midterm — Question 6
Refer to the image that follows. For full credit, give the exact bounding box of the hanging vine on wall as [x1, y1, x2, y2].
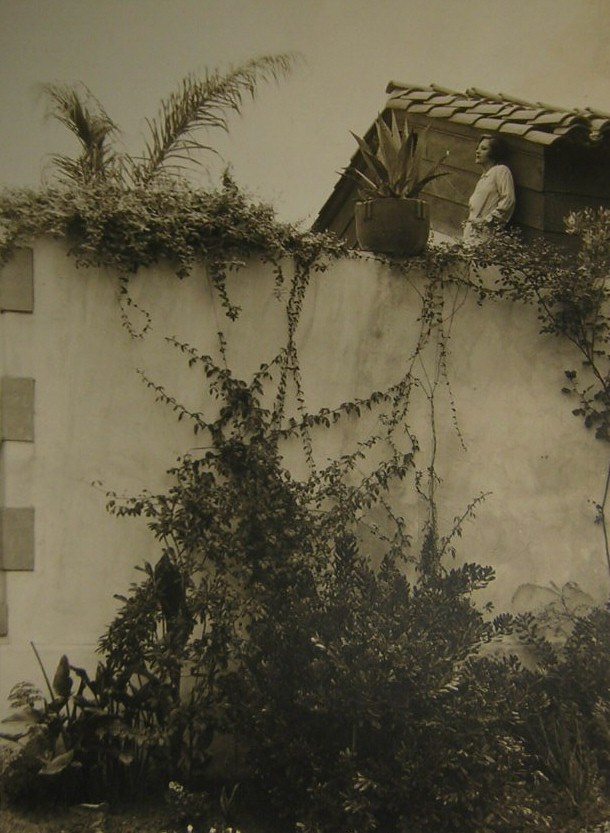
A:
[2, 145, 610, 573]
[0, 58, 466, 563]
[0, 54, 347, 325]
[463, 214, 610, 573]
[5, 61, 610, 833]
[5, 167, 610, 833]
[0, 172, 347, 325]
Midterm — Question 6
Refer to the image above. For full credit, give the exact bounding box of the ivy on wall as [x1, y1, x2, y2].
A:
[3, 65, 607, 575]
[469, 218, 610, 572]
[2, 175, 610, 571]
[4, 161, 610, 832]
[6, 64, 610, 832]
[0, 174, 346, 322]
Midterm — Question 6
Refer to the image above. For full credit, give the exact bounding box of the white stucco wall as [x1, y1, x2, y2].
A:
[0, 240, 607, 709]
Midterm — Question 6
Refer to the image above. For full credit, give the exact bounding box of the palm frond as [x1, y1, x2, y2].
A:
[134, 53, 298, 183]
[41, 83, 120, 183]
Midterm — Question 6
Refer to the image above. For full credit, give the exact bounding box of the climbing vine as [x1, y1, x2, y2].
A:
[3, 137, 610, 830]
[3, 175, 608, 564]
[465, 214, 610, 572]
[0, 172, 346, 325]
[92, 210, 610, 831]
[2, 170, 608, 566]
[12, 61, 610, 832]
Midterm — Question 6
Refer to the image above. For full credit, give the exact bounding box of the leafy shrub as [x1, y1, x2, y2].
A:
[228, 534, 549, 833]
[4, 181, 610, 833]
[0, 560, 230, 806]
[514, 603, 610, 824]
[0, 175, 346, 326]
[0, 655, 169, 804]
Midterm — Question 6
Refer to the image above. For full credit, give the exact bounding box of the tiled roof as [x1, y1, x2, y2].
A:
[385, 82, 610, 144]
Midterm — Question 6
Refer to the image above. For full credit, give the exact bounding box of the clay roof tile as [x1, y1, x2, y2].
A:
[449, 112, 488, 126]
[427, 105, 463, 119]
[402, 102, 439, 115]
[508, 108, 546, 122]
[467, 103, 507, 116]
[496, 122, 536, 137]
[588, 117, 610, 134]
[472, 116, 505, 132]
[384, 83, 605, 145]
[518, 129, 560, 146]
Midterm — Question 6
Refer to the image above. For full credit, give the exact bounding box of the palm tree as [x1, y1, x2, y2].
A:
[135, 53, 296, 183]
[42, 82, 120, 184]
[42, 54, 297, 187]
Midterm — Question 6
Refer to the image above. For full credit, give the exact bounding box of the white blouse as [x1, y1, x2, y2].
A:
[463, 164, 515, 243]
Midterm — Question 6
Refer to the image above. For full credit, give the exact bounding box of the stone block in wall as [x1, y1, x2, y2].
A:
[1, 377, 35, 441]
[0, 248, 34, 312]
[0, 508, 35, 570]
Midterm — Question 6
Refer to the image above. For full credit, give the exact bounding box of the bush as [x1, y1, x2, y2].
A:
[515, 603, 610, 825]
[227, 536, 546, 833]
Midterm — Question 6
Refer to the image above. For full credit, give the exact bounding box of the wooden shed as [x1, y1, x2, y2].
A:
[313, 82, 610, 244]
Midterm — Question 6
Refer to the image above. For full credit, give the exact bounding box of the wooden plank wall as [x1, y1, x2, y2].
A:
[545, 142, 610, 198]
[400, 111, 610, 236]
[402, 113, 550, 236]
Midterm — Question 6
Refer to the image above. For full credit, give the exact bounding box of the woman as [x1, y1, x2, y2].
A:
[463, 134, 515, 244]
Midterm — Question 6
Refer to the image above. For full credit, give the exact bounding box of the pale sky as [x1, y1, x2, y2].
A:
[1, 0, 609, 225]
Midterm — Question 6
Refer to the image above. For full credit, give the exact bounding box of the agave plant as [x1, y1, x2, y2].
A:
[345, 111, 449, 200]
[41, 53, 297, 186]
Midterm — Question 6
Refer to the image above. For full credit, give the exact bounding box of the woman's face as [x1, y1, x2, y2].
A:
[475, 138, 492, 166]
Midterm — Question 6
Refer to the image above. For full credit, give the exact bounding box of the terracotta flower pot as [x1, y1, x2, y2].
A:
[355, 198, 430, 255]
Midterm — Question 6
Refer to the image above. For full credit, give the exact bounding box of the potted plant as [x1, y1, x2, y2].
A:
[345, 112, 449, 255]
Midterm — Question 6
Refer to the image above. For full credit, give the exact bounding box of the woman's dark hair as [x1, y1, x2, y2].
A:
[478, 133, 509, 164]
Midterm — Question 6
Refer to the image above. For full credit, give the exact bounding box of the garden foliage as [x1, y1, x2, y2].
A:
[3, 66, 610, 830]
[3, 313, 610, 830]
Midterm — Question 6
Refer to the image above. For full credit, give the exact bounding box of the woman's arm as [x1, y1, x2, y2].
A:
[487, 166, 515, 224]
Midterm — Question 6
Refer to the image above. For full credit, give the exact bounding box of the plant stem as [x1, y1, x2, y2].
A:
[29, 640, 55, 700]
[599, 463, 610, 576]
